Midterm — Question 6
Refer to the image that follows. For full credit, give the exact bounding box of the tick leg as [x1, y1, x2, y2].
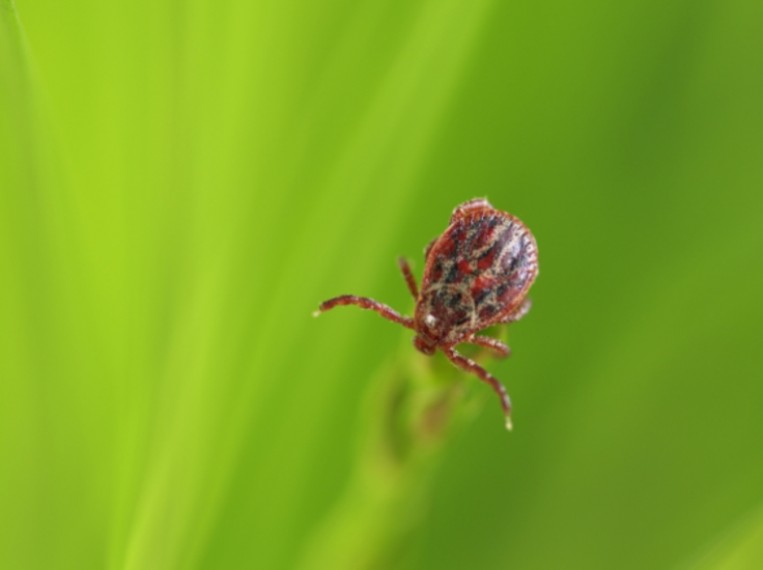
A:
[499, 298, 532, 324]
[468, 335, 511, 359]
[444, 347, 513, 430]
[314, 295, 414, 329]
[397, 257, 419, 298]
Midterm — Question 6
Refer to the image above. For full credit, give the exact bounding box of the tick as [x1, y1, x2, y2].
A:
[314, 198, 539, 429]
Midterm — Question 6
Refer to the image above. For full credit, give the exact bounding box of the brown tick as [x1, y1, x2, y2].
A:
[314, 198, 539, 429]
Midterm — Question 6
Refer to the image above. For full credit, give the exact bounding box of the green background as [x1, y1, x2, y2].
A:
[2, 0, 762, 568]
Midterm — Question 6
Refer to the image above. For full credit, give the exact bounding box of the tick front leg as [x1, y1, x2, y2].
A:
[314, 295, 414, 329]
[444, 347, 513, 430]
[468, 335, 511, 359]
[397, 257, 419, 299]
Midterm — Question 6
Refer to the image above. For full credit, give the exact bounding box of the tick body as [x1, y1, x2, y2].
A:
[314, 198, 539, 429]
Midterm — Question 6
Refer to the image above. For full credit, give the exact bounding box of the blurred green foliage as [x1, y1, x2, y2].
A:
[2, 0, 762, 568]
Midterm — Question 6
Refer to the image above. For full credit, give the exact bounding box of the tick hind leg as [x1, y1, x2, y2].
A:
[444, 347, 513, 430]
[473, 299, 531, 358]
[397, 257, 419, 298]
[314, 295, 414, 329]
[468, 335, 511, 358]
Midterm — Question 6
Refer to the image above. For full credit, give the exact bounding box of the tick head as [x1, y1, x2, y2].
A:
[413, 312, 441, 355]
[413, 300, 447, 348]
[414, 285, 475, 349]
[413, 332, 437, 355]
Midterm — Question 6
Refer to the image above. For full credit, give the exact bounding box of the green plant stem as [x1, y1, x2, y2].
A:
[297, 339, 486, 570]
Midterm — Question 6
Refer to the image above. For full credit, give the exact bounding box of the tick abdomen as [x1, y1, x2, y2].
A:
[422, 211, 537, 326]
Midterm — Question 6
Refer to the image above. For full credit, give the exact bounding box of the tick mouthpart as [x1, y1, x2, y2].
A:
[413, 334, 436, 355]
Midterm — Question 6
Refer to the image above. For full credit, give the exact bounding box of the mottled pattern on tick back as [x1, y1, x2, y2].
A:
[415, 199, 538, 345]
